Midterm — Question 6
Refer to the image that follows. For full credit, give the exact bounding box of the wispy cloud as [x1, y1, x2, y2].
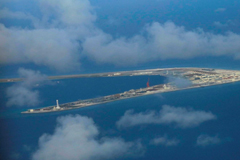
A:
[150, 135, 180, 146]
[32, 114, 144, 160]
[213, 20, 236, 28]
[106, 16, 121, 26]
[6, 68, 51, 107]
[213, 21, 228, 28]
[23, 145, 32, 152]
[196, 134, 221, 147]
[0, 8, 37, 21]
[167, 77, 192, 88]
[116, 105, 216, 129]
[10, 152, 21, 160]
[215, 8, 226, 12]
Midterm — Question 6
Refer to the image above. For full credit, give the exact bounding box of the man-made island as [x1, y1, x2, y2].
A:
[21, 68, 240, 114]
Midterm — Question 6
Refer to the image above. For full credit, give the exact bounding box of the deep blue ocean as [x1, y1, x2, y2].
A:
[1, 75, 240, 160]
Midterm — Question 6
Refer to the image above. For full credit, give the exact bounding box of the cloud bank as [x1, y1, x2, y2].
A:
[0, 24, 81, 71]
[6, 68, 50, 107]
[0, 0, 92, 71]
[116, 105, 216, 129]
[1, 0, 240, 71]
[150, 135, 180, 146]
[83, 21, 240, 65]
[32, 115, 144, 160]
[196, 134, 221, 146]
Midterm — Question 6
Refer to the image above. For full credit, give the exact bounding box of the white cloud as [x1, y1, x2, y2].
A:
[32, 114, 144, 160]
[6, 86, 40, 107]
[0, 24, 81, 71]
[215, 8, 226, 12]
[116, 105, 216, 129]
[38, 0, 96, 27]
[150, 135, 180, 146]
[6, 68, 51, 107]
[196, 134, 221, 147]
[0, 0, 94, 72]
[83, 21, 240, 65]
[1, 0, 240, 71]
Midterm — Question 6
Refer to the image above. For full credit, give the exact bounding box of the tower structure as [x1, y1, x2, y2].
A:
[147, 78, 150, 87]
[56, 100, 60, 109]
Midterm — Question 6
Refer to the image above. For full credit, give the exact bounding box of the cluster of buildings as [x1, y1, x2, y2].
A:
[184, 70, 240, 85]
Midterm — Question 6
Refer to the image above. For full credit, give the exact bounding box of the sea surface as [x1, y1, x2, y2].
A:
[1, 75, 240, 160]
